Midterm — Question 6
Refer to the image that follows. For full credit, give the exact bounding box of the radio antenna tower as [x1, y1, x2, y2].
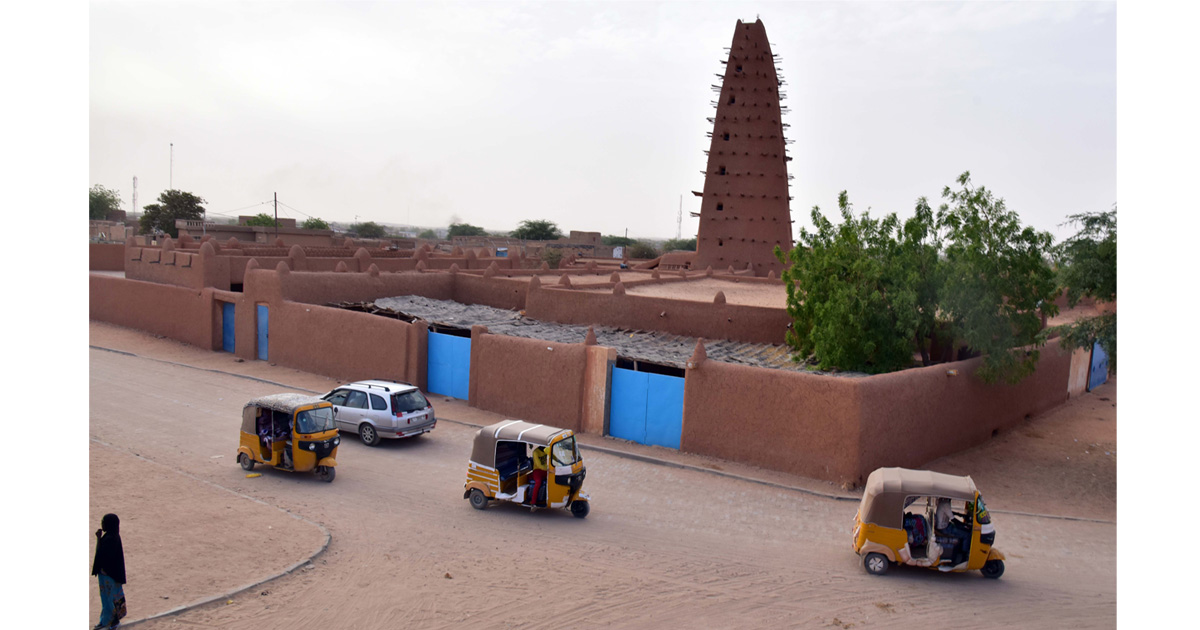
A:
[132, 176, 138, 215]
[676, 194, 682, 240]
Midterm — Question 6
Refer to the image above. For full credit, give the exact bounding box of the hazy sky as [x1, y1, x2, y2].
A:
[89, 1, 1115, 241]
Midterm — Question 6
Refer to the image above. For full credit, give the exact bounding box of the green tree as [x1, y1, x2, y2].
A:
[662, 237, 697, 252]
[511, 219, 563, 241]
[448, 222, 488, 237]
[90, 184, 123, 220]
[1053, 207, 1116, 373]
[540, 248, 564, 269]
[302, 217, 330, 230]
[139, 189, 206, 238]
[602, 235, 636, 247]
[775, 192, 933, 374]
[418, 229, 438, 239]
[245, 213, 279, 227]
[626, 241, 659, 259]
[937, 172, 1060, 384]
[351, 221, 387, 238]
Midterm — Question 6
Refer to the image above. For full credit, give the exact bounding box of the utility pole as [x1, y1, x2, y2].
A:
[274, 192, 279, 240]
[170, 143, 173, 189]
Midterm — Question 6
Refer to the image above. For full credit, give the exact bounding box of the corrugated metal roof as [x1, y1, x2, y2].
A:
[358, 295, 838, 373]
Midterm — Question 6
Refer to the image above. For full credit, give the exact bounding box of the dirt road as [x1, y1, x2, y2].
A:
[88, 323, 1115, 629]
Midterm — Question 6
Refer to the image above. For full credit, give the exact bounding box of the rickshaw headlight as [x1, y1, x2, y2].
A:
[308, 443, 316, 451]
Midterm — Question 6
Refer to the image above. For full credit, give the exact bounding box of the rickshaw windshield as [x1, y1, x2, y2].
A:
[974, 496, 991, 524]
[295, 407, 335, 433]
[551, 436, 579, 467]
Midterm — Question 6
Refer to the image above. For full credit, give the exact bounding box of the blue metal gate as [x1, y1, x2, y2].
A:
[1088, 341, 1109, 391]
[427, 331, 471, 400]
[221, 302, 236, 353]
[256, 304, 269, 361]
[609, 367, 684, 449]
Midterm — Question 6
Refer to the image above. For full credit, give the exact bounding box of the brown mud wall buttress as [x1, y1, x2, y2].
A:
[468, 327, 588, 432]
[682, 361, 863, 483]
[89, 243, 125, 271]
[90, 275, 215, 349]
[854, 338, 1074, 482]
[125, 246, 207, 289]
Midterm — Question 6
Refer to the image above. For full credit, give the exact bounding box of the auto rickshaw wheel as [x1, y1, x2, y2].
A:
[570, 500, 589, 519]
[359, 423, 380, 447]
[468, 488, 488, 510]
[981, 559, 1005, 579]
[316, 466, 335, 483]
[239, 453, 255, 471]
[864, 552, 890, 576]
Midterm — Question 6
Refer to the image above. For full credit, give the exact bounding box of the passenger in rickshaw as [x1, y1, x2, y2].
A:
[272, 410, 293, 469]
[257, 409, 273, 455]
[935, 498, 971, 562]
[528, 445, 548, 509]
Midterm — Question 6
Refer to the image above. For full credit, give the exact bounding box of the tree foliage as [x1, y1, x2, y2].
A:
[90, 184, 123, 221]
[138, 189, 205, 238]
[937, 172, 1059, 384]
[301, 217, 330, 230]
[448, 223, 488, 237]
[351, 221, 387, 238]
[418, 229, 438, 240]
[1053, 207, 1116, 372]
[775, 192, 935, 374]
[626, 241, 659, 259]
[511, 219, 564, 241]
[602, 235, 636, 247]
[662, 237, 697, 252]
[245, 213, 279, 227]
[775, 172, 1061, 383]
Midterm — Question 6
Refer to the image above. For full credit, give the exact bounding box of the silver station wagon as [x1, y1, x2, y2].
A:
[322, 380, 437, 446]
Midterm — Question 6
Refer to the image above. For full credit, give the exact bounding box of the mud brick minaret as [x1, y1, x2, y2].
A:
[693, 19, 793, 276]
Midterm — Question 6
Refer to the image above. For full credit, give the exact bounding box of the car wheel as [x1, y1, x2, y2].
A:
[981, 559, 1004, 579]
[469, 488, 488, 510]
[864, 552, 890, 576]
[239, 453, 255, 471]
[570, 500, 590, 519]
[359, 423, 380, 446]
[316, 466, 335, 483]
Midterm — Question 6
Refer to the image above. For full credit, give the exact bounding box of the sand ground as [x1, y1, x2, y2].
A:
[88, 321, 1115, 628]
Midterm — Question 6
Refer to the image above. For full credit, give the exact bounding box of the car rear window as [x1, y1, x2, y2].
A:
[370, 393, 387, 410]
[392, 390, 428, 413]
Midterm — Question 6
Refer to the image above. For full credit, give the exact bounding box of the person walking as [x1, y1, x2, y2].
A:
[91, 513, 127, 629]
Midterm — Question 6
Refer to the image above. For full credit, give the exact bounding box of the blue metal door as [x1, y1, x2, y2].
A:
[221, 302, 236, 353]
[256, 304, 269, 361]
[609, 367, 684, 449]
[1088, 341, 1109, 391]
[427, 332, 470, 400]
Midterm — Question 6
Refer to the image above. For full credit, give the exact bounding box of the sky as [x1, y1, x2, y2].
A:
[88, 0, 1116, 242]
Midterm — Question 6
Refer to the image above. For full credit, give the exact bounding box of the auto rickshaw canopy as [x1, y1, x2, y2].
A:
[470, 420, 572, 469]
[860, 467, 979, 529]
[241, 393, 329, 433]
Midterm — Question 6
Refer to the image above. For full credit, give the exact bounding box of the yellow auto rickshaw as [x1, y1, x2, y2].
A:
[237, 393, 340, 482]
[852, 467, 1004, 578]
[464, 420, 590, 518]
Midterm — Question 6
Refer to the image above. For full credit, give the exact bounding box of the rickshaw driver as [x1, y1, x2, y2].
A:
[529, 445, 548, 509]
[272, 410, 294, 469]
[935, 498, 970, 561]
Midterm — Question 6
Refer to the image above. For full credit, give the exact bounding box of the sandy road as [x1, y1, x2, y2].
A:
[88, 327, 1115, 629]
